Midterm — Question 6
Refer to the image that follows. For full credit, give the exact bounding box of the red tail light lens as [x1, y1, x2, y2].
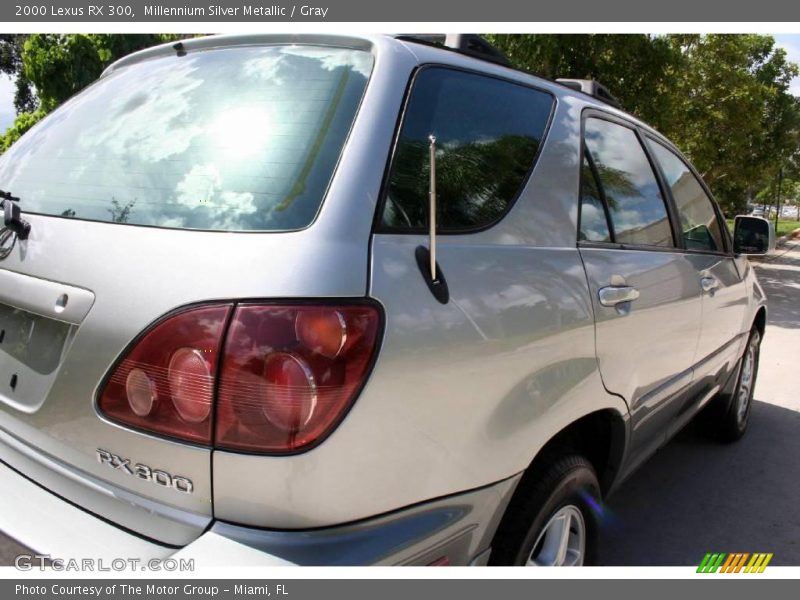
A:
[216, 304, 381, 453]
[261, 352, 318, 431]
[125, 369, 158, 417]
[168, 348, 214, 424]
[98, 302, 381, 453]
[98, 305, 232, 444]
[295, 309, 347, 358]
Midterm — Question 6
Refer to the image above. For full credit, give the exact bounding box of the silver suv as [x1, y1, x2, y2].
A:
[0, 34, 768, 567]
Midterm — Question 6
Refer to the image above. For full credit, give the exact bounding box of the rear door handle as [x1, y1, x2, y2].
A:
[598, 286, 640, 307]
[700, 276, 719, 293]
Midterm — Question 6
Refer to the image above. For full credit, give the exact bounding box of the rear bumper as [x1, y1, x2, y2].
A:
[0, 459, 520, 567]
[0, 460, 175, 565]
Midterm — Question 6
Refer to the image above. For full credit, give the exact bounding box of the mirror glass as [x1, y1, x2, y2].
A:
[733, 216, 772, 255]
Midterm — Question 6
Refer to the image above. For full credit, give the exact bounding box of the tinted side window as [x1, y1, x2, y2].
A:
[381, 68, 554, 231]
[584, 118, 674, 248]
[579, 151, 612, 242]
[647, 140, 725, 253]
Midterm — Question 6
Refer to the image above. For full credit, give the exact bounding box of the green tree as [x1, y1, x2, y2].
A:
[485, 33, 800, 216]
[0, 109, 46, 152]
[22, 34, 104, 112]
[484, 34, 682, 131]
[666, 35, 799, 213]
[21, 34, 184, 111]
[1, 34, 186, 152]
[0, 34, 36, 113]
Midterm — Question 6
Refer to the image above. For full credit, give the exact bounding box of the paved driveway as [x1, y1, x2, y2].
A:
[0, 532, 31, 566]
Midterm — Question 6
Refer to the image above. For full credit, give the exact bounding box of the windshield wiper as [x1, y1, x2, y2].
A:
[1, 189, 31, 240]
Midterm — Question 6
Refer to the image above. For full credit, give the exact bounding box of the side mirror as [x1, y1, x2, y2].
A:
[733, 215, 776, 255]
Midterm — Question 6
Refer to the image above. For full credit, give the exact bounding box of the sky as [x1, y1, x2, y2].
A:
[775, 34, 800, 96]
[0, 74, 16, 131]
[1, 34, 799, 132]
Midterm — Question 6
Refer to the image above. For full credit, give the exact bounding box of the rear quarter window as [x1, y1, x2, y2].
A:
[380, 67, 554, 232]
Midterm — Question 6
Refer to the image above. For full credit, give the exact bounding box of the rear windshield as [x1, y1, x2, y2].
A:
[0, 45, 373, 231]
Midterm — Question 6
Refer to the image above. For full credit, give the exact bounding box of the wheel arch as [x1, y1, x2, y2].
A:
[520, 408, 627, 499]
[488, 408, 627, 565]
[753, 305, 766, 340]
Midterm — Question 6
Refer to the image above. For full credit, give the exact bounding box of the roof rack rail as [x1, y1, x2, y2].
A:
[555, 79, 622, 110]
[394, 34, 512, 67]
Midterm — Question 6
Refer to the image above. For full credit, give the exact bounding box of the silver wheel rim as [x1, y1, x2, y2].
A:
[527, 505, 586, 566]
[735, 337, 757, 424]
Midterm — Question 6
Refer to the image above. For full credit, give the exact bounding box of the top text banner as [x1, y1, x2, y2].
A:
[3, 0, 800, 22]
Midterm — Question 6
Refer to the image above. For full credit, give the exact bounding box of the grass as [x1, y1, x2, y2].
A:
[726, 218, 800, 239]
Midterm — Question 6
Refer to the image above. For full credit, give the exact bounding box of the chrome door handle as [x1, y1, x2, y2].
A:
[598, 286, 640, 307]
[700, 276, 719, 293]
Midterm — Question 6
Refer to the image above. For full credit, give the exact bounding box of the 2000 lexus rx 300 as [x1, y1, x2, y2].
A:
[0, 34, 768, 566]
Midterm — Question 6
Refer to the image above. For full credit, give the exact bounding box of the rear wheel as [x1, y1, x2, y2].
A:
[489, 455, 601, 566]
[701, 328, 761, 443]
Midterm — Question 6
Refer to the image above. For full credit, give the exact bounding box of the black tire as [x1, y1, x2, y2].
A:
[701, 328, 761, 443]
[489, 454, 601, 566]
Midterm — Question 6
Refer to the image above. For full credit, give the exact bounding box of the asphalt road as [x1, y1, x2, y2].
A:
[2, 244, 799, 567]
[0, 534, 29, 567]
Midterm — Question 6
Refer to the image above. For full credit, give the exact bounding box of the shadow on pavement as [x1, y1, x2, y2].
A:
[598, 399, 800, 566]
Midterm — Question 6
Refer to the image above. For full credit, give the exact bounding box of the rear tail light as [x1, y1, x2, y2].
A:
[98, 302, 381, 453]
[215, 304, 381, 453]
[98, 305, 231, 444]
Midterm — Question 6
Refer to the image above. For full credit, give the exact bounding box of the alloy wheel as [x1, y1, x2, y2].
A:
[526, 505, 586, 566]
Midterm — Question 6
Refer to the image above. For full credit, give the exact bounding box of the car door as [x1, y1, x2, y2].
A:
[644, 138, 749, 430]
[577, 114, 704, 476]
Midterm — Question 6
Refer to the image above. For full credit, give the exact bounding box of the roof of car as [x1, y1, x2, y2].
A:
[103, 33, 658, 135]
[390, 35, 656, 127]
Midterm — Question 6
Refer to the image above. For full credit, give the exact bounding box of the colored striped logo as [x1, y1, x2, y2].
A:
[697, 553, 773, 573]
